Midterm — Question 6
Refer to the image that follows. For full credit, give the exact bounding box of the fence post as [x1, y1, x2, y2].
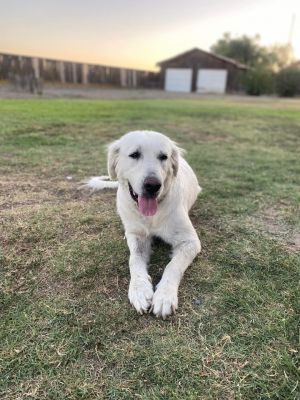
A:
[32, 58, 40, 79]
[72, 63, 77, 83]
[59, 61, 65, 83]
[120, 69, 126, 87]
[132, 70, 137, 87]
[82, 64, 88, 84]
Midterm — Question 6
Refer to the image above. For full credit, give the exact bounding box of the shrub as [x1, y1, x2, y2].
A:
[276, 68, 300, 97]
[245, 68, 275, 96]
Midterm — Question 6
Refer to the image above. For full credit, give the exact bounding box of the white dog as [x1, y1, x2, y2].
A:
[83, 130, 201, 319]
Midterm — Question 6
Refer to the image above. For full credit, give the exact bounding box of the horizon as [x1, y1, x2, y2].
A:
[0, 0, 299, 71]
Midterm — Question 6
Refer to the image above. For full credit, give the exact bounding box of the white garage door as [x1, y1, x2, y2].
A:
[165, 68, 192, 92]
[197, 69, 228, 94]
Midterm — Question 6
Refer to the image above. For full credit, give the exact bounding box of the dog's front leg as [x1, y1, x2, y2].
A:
[126, 233, 153, 314]
[152, 235, 201, 319]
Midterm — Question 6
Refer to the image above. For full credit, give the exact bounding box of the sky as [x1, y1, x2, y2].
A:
[0, 0, 299, 71]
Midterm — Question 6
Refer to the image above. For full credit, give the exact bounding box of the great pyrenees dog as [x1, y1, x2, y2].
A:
[83, 130, 201, 319]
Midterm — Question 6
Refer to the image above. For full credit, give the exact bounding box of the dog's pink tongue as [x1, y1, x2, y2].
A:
[138, 196, 158, 216]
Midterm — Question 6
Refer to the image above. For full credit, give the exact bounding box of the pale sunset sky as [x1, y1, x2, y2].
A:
[0, 0, 299, 71]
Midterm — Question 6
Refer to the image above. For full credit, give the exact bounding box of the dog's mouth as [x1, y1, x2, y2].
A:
[128, 182, 158, 217]
[128, 182, 138, 203]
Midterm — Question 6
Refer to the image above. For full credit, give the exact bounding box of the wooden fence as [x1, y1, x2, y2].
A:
[0, 53, 160, 91]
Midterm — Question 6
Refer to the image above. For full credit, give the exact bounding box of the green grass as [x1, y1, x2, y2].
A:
[0, 97, 299, 399]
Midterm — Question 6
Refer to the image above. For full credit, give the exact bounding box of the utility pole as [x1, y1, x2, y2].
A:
[288, 13, 296, 45]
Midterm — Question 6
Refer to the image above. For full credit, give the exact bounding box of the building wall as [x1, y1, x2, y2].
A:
[0, 53, 160, 89]
[160, 50, 246, 92]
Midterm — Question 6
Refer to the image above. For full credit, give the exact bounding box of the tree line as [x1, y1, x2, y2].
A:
[211, 33, 300, 97]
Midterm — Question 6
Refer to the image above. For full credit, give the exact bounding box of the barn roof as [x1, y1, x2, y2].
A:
[157, 48, 249, 70]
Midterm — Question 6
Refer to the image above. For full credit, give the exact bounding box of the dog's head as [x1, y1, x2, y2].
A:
[107, 131, 181, 217]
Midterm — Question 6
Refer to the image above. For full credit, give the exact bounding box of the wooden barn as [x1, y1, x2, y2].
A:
[158, 48, 248, 94]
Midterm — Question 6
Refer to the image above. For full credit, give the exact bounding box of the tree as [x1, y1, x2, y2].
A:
[267, 44, 294, 71]
[211, 33, 295, 70]
[211, 33, 297, 96]
[276, 68, 300, 97]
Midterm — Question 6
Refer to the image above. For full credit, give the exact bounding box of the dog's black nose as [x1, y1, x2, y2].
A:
[143, 177, 161, 197]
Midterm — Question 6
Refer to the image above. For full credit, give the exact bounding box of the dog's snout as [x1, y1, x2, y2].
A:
[143, 177, 161, 196]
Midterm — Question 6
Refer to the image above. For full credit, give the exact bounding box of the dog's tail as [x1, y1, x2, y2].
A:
[79, 176, 118, 191]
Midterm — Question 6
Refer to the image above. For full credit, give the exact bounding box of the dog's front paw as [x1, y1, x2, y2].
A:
[151, 282, 178, 319]
[128, 275, 154, 314]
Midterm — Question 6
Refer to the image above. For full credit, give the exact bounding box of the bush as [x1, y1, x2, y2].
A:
[276, 68, 300, 97]
[245, 68, 275, 96]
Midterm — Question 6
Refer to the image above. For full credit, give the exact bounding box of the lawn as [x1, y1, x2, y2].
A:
[0, 97, 299, 399]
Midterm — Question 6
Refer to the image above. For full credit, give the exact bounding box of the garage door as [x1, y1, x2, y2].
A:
[165, 68, 192, 92]
[197, 69, 228, 94]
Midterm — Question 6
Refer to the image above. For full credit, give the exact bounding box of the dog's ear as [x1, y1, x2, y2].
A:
[107, 140, 120, 180]
[171, 144, 180, 176]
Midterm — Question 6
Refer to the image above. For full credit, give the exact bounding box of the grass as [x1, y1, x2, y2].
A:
[0, 97, 299, 399]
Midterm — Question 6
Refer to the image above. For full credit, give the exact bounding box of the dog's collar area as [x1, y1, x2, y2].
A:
[128, 182, 138, 203]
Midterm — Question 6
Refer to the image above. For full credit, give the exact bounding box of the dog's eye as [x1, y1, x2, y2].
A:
[158, 153, 168, 161]
[129, 151, 141, 159]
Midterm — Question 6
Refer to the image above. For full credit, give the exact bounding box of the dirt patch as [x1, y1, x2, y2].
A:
[36, 264, 75, 301]
[253, 205, 300, 253]
[1, 83, 300, 107]
[261, 206, 289, 235]
[0, 83, 208, 100]
[0, 175, 90, 211]
[287, 233, 300, 253]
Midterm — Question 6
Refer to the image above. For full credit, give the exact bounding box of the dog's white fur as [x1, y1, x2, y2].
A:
[83, 131, 201, 319]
